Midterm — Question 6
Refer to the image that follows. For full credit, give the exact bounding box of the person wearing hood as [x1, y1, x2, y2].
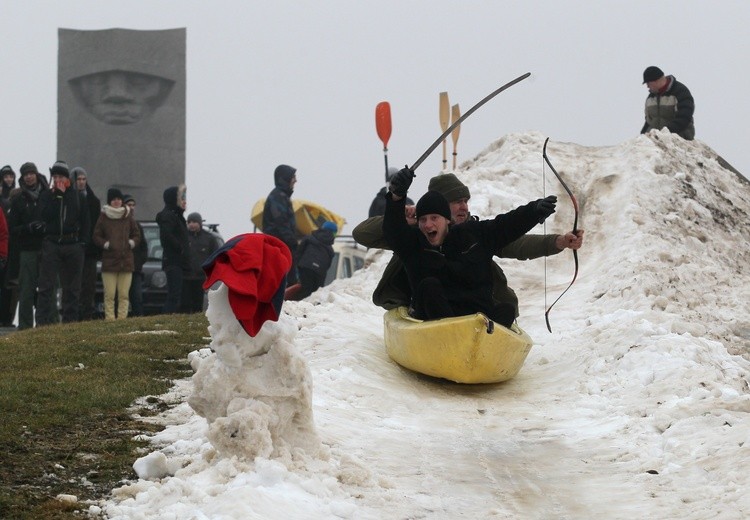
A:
[290, 221, 337, 301]
[35, 160, 90, 326]
[181, 211, 220, 313]
[93, 188, 140, 320]
[7, 162, 48, 329]
[262, 164, 299, 284]
[640, 66, 695, 141]
[70, 166, 102, 320]
[156, 184, 189, 313]
[0, 165, 16, 326]
[0, 165, 16, 214]
[368, 166, 414, 218]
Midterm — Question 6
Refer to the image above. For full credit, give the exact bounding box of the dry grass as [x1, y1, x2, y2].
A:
[0, 314, 210, 519]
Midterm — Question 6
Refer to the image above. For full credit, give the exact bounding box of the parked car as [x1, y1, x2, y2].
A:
[324, 236, 366, 286]
[94, 221, 224, 317]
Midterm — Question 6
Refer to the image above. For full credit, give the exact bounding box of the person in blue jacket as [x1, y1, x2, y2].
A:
[292, 221, 337, 300]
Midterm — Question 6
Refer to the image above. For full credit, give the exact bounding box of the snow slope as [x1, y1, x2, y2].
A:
[100, 130, 750, 520]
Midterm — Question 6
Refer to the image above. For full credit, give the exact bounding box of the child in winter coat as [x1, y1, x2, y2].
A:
[291, 221, 337, 300]
[93, 188, 140, 319]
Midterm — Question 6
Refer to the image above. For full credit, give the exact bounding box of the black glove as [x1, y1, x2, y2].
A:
[389, 166, 415, 198]
[534, 195, 557, 223]
[28, 221, 45, 234]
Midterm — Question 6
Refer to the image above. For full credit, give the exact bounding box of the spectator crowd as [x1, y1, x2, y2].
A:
[0, 160, 220, 329]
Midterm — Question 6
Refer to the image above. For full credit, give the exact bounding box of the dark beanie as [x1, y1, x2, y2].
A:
[0, 165, 15, 177]
[122, 193, 135, 205]
[416, 190, 451, 220]
[187, 212, 203, 223]
[428, 173, 471, 203]
[642, 66, 664, 83]
[49, 160, 70, 178]
[274, 164, 297, 184]
[107, 188, 124, 204]
[19, 162, 39, 175]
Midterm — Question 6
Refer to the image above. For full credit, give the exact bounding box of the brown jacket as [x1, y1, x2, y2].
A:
[93, 206, 140, 273]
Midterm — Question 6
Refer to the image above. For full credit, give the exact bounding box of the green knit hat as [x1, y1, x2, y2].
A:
[428, 173, 470, 203]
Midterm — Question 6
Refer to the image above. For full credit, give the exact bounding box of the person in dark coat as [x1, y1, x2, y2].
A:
[7, 162, 48, 329]
[262, 164, 299, 283]
[354, 173, 584, 316]
[35, 160, 90, 326]
[156, 184, 190, 313]
[0, 165, 17, 326]
[123, 194, 148, 316]
[0, 165, 16, 213]
[382, 167, 557, 327]
[368, 166, 414, 217]
[292, 221, 337, 300]
[640, 66, 695, 141]
[181, 211, 220, 313]
[70, 167, 102, 320]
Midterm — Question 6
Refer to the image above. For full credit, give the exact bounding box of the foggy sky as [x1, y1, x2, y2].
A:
[1, 0, 747, 239]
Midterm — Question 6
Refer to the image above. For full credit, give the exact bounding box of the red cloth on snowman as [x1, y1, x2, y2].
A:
[202, 233, 292, 337]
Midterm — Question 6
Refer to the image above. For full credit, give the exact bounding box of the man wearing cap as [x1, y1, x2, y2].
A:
[70, 167, 102, 320]
[290, 220, 337, 301]
[35, 160, 90, 325]
[353, 172, 584, 319]
[7, 162, 49, 329]
[182, 211, 220, 313]
[640, 66, 695, 141]
[382, 168, 557, 326]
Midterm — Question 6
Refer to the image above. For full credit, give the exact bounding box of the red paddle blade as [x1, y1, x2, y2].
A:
[375, 101, 392, 147]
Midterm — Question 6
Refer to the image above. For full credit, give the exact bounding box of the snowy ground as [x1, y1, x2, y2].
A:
[97, 131, 750, 519]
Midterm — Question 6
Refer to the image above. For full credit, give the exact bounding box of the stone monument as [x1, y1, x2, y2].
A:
[57, 28, 186, 220]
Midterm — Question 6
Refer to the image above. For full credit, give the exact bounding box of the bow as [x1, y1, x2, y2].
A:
[542, 137, 579, 332]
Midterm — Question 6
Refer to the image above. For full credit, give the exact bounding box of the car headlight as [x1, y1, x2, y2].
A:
[150, 270, 168, 289]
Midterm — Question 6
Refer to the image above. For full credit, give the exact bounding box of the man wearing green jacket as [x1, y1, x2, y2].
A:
[352, 173, 584, 318]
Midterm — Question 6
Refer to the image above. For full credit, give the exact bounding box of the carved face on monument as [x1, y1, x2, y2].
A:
[69, 70, 174, 125]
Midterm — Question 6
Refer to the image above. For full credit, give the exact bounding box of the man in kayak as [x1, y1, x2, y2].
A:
[381, 167, 557, 327]
[353, 172, 584, 320]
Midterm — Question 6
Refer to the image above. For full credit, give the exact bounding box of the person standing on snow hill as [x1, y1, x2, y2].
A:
[263, 164, 299, 284]
[368, 166, 414, 217]
[290, 220, 337, 301]
[156, 184, 190, 314]
[353, 172, 584, 317]
[383, 167, 558, 327]
[640, 66, 695, 141]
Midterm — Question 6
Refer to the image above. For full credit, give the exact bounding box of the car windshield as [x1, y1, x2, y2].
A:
[143, 225, 163, 261]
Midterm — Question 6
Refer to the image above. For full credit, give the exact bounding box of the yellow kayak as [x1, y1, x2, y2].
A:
[384, 307, 533, 384]
[251, 198, 346, 236]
